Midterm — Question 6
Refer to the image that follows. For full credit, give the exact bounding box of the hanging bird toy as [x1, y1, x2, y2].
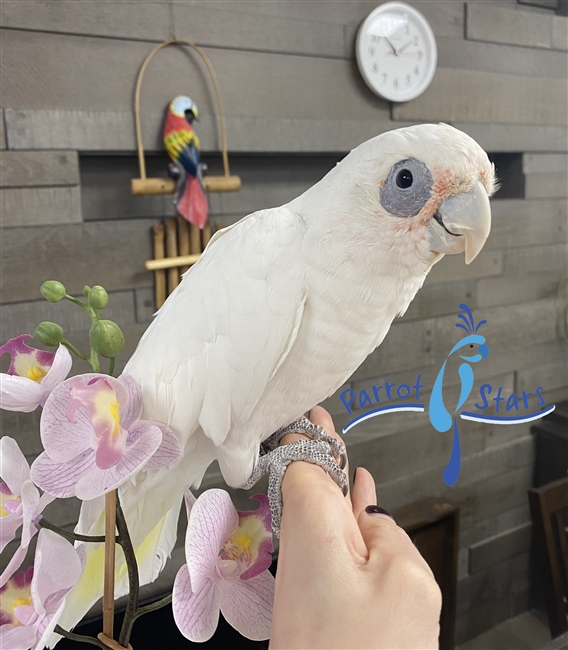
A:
[164, 96, 209, 229]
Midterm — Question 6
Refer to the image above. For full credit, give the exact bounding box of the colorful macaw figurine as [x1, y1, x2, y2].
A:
[164, 96, 208, 229]
[429, 304, 489, 486]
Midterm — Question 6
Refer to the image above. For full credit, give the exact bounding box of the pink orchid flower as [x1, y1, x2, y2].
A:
[30, 374, 180, 501]
[173, 489, 274, 643]
[0, 438, 55, 588]
[0, 335, 72, 413]
[0, 529, 83, 650]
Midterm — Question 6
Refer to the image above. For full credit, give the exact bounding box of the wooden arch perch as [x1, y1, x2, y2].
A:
[131, 38, 241, 195]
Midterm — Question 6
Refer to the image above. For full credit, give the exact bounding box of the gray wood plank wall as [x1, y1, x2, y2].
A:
[1, 0, 567, 643]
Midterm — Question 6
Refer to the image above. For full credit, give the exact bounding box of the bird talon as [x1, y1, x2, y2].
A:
[243, 435, 348, 536]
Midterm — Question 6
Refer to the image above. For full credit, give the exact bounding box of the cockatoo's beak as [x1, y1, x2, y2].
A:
[428, 179, 491, 264]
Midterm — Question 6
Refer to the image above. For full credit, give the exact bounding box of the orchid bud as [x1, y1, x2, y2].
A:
[35, 321, 64, 346]
[83, 285, 91, 298]
[87, 285, 109, 310]
[89, 320, 124, 358]
[40, 281, 66, 303]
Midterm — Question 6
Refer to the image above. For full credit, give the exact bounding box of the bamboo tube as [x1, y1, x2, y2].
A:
[146, 254, 201, 271]
[152, 224, 166, 309]
[177, 216, 191, 274]
[164, 218, 179, 294]
[202, 222, 212, 248]
[190, 223, 201, 256]
[103, 490, 117, 640]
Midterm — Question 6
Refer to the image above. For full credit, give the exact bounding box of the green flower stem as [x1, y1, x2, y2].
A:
[61, 339, 90, 362]
[116, 494, 140, 648]
[54, 624, 111, 649]
[131, 593, 173, 622]
[108, 357, 116, 377]
[38, 518, 110, 544]
[63, 294, 94, 316]
[89, 347, 102, 373]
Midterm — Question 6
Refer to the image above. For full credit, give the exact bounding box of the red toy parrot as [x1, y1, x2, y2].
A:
[164, 96, 208, 229]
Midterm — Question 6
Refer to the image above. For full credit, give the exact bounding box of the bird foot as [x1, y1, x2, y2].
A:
[242, 417, 348, 536]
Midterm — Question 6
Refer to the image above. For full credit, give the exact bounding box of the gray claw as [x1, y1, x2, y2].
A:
[244, 434, 349, 536]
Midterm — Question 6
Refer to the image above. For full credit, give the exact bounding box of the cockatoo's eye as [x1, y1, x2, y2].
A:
[380, 158, 433, 218]
[396, 169, 413, 188]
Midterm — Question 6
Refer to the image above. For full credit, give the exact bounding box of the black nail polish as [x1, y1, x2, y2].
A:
[342, 483, 349, 497]
[365, 505, 395, 521]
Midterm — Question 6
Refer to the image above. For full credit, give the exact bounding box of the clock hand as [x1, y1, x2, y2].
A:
[384, 36, 398, 54]
[396, 38, 414, 55]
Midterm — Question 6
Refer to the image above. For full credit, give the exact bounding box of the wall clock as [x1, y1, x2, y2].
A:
[356, 2, 437, 102]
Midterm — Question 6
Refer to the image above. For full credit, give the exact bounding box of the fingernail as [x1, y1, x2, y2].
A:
[342, 483, 349, 497]
[354, 467, 360, 484]
[365, 505, 395, 521]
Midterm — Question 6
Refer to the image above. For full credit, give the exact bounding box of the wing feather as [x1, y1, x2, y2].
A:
[125, 207, 306, 449]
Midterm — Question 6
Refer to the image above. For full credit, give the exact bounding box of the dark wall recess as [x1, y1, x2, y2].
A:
[488, 153, 525, 199]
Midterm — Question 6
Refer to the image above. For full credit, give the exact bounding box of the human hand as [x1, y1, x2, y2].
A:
[269, 406, 441, 649]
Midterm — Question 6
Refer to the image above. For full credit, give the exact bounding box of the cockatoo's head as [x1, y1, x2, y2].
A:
[170, 96, 199, 123]
[298, 124, 497, 272]
[369, 124, 496, 265]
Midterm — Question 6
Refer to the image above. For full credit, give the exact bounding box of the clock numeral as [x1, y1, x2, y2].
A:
[371, 34, 380, 43]
[405, 74, 412, 86]
[417, 50, 423, 60]
[381, 73, 388, 86]
[368, 46, 375, 56]
[414, 65, 420, 75]
[393, 77, 399, 89]
[413, 36, 420, 46]
[372, 63, 378, 73]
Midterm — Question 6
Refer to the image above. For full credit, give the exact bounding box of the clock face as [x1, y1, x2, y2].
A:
[356, 2, 437, 102]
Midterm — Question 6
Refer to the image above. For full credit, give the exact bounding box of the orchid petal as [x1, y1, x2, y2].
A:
[186, 490, 238, 593]
[38, 345, 72, 395]
[31, 450, 93, 499]
[0, 438, 30, 495]
[0, 374, 44, 412]
[34, 600, 66, 650]
[0, 545, 28, 589]
[40, 381, 93, 463]
[95, 424, 128, 470]
[218, 570, 274, 641]
[143, 424, 181, 469]
[74, 424, 162, 500]
[0, 623, 38, 649]
[32, 530, 82, 615]
[0, 335, 54, 375]
[13, 604, 35, 626]
[173, 564, 219, 643]
[117, 375, 143, 429]
[20, 481, 40, 548]
[236, 494, 274, 580]
[184, 488, 196, 520]
[0, 513, 23, 555]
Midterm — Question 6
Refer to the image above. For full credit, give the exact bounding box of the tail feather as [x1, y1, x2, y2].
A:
[176, 175, 208, 229]
[51, 495, 183, 647]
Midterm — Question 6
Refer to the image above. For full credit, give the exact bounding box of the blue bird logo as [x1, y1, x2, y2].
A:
[429, 304, 489, 486]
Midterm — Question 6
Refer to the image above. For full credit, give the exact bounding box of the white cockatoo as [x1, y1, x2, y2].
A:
[59, 123, 495, 632]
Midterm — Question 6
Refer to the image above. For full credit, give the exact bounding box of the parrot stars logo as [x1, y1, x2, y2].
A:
[340, 304, 555, 487]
